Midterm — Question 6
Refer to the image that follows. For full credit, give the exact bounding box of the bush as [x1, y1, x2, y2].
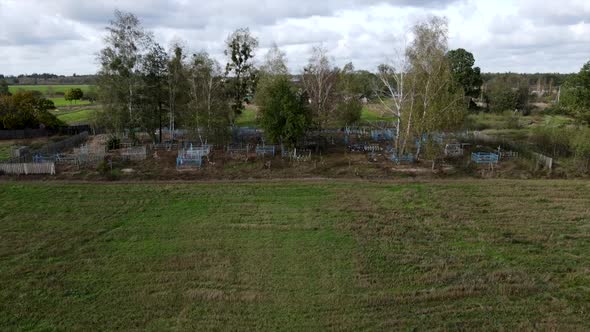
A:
[542, 105, 571, 116]
[485, 75, 529, 113]
[336, 98, 363, 126]
[97, 160, 111, 175]
[572, 128, 590, 171]
[505, 111, 523, 129]
[529, 126, 573, 157]
[107, 137, 121, 150]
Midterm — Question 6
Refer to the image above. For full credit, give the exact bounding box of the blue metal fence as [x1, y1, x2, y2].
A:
[471, 152, 499, 164]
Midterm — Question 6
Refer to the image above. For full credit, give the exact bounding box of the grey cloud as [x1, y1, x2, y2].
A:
[0, 0, 587, 75]
[43, 0, 461, 29]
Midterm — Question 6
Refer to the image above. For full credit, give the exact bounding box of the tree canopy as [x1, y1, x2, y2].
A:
[225, 28, 259, 118]
[0, 91, 63, 129]
[561, 61, 590, 123]
[447, 48, 482, 98]
[259, 76, 310, 148]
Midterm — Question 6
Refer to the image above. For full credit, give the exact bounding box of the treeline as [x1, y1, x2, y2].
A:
[482, 73, 575, 87]
[94, 10, 589, 154]
[0, 74, 97, 86]
[96, 11, 477, 154]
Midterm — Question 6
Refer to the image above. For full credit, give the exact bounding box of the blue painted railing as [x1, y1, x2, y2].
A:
[471, 152, 499, 164]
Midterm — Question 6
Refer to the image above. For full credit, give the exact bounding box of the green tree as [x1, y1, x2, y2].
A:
[561, 61, 590, 123]
[335, 98, 362, 126]
[447, 48, 482, 101]
[84, 86, 98, 103]
[255, 44, 289, 110]
[485, 75, 529, 113]
[406, 17, 467, 160]
[302, 46, 340, 129]
[140, 42, 169, 143]
[336, 63, 368, 126]
[225, 28, 258, 119]
[65, 88, 84, 104]
[167, 43, 190, 139]
[260, 77, 310, 148]
[187, 52, 231, 145]
[0, 80, 10, 96]
[97, 10, 152, 133]
[0, 91, 62, 129]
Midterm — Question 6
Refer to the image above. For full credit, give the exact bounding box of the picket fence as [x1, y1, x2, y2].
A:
[0, 162, 56, 175]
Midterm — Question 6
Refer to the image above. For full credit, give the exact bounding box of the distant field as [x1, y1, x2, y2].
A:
[55, 109, 97, 125]
[8, 85, 94, 95]
[235, 106, 258, 127]
[235, 104, 394, 128]
[361, 106, 395, 123]
[50, 97, 92, 107]
[1, 180, 589, 330]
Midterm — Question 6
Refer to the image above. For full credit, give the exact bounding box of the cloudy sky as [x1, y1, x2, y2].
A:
[0, 0, 588, 76]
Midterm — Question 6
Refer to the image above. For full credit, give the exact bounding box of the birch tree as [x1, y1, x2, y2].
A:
[98, 10, 151, 133]
[376, 49, 413, 154]
[255, 44, 289, 109]
[377, 16, 466, 160]
[187, 52, 230, 144]
[407, 17, 466, 160]
[302, 46, 340, 129]
[140, 42, 168, 143]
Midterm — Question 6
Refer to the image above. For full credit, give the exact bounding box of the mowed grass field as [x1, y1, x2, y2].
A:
[50, 97, 92, 108]
[1, 180, 589, 330]
[8, 85, 93, 95]
[55, 109, 97, 125]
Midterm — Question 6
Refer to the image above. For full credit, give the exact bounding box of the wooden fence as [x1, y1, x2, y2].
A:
[0, 162, 55, 175]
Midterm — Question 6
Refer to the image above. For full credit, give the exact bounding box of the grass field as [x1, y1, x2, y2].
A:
[361, 106, 395, 123]
[8, 85, 94, 95]
[1, 180, 589, 330]
[234, 104, 394, 128]
[235, 106, 258, 127]
[55, 109, 97, 124]
[50, 97, 92, 108]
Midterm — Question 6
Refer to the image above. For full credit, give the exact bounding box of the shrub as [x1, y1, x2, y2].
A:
[336, 98, 363, 126]
[572, 128, 590, 171]
[505, 111, 523, 129]
[107, 137, 121, 150]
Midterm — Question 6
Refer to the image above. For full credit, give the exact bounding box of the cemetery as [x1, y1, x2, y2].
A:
[0, 123, 555, 179]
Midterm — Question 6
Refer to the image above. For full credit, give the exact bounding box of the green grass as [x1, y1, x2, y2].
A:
[0, 143, 12, 160]
[50, 97, 92, 108]
[1, 180, 589, 330]
[235, 106, 258, 127]
[361, 106, 395, 123]
[55, 109, 97, 125]
[8, 85, 94, 95]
